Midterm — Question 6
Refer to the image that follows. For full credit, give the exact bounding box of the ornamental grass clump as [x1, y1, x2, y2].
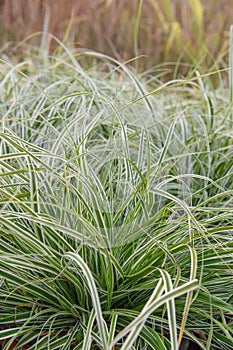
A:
[0, 44, 232, 349]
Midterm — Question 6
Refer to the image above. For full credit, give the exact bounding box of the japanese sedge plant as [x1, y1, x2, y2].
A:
[0, 43, 232, 349]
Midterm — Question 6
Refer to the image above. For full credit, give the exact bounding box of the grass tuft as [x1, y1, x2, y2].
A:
[0, 44, 233, 349]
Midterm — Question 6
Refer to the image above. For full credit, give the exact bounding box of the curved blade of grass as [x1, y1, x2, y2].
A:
[64, 252, 109, 349]
[178, 246, 198, 347]
[158, 269, 178, 350]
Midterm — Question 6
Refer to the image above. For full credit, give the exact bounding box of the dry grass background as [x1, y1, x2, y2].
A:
[0, 0, 232, 72]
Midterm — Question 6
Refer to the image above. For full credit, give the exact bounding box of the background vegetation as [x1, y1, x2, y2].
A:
[0, 0, 232, 74]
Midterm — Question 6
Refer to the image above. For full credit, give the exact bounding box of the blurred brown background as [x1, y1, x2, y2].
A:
[0, 0, 232, 71]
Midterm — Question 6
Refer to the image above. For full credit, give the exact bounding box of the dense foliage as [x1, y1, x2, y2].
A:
[0, 47, 233, 349]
